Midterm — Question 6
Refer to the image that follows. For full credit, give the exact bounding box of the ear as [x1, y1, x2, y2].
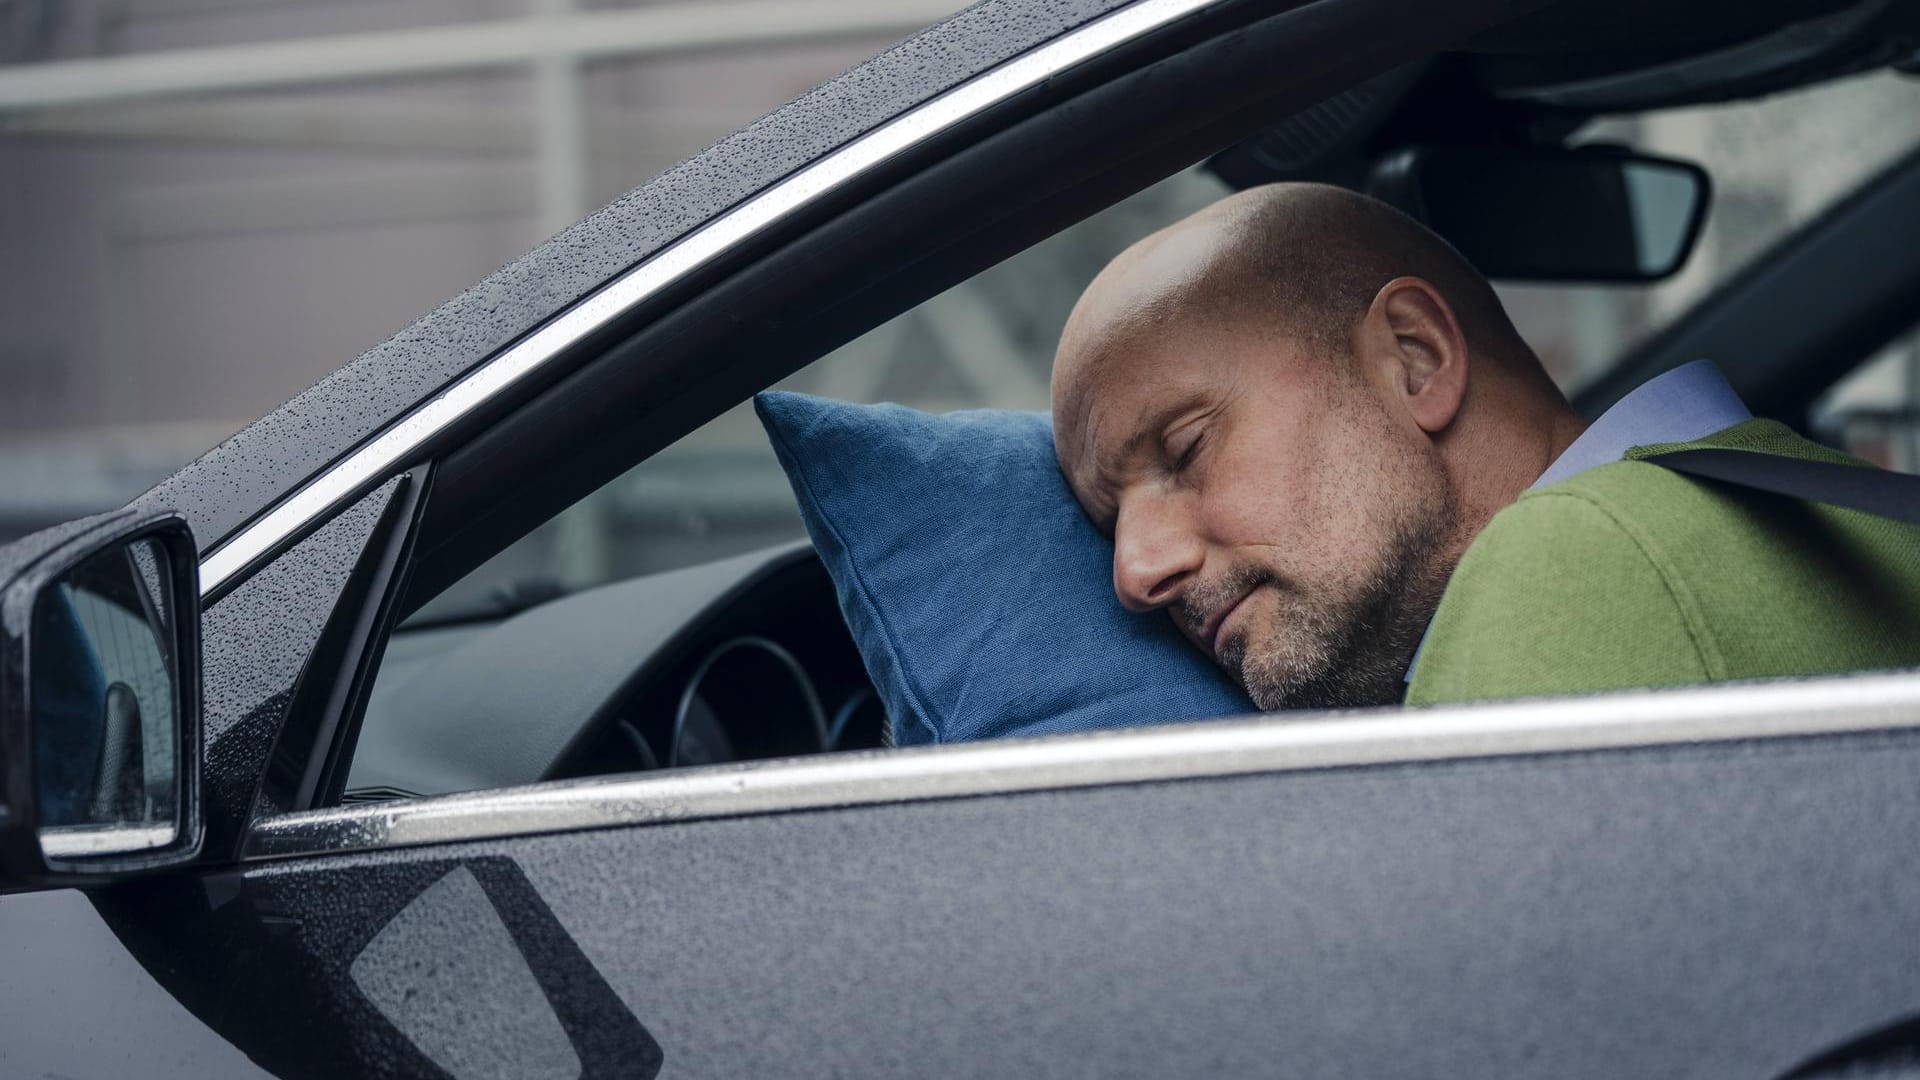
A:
[1361, 276, 1469, 435]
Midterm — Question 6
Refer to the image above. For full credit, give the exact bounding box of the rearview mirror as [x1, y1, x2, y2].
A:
[1, 512, 203, 891]
[1368, 145, 1711, 282]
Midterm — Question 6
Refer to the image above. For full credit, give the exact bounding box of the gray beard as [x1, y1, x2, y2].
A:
[1201, 503, 1458, 712]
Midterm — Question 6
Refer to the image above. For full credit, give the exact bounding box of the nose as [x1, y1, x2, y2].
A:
[1112, 492, 1205, 613]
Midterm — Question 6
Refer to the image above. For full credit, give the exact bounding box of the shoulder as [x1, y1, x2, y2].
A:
[1473, 460, 1694, 556]
[1629, 417, 1864, 466]
[1517, 417, 1865, 548]
[1461, 456, 1733, 643]
[1409, 420, 1892, 706]
[1406, 474, 1719, 706]
[1446, 477, 1675, 601]
[1508, 443, 1763, 550]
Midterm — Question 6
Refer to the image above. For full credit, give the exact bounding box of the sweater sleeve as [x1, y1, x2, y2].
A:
[1405, 490, 1716, 707]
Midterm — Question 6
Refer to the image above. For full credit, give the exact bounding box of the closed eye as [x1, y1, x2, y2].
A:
[1166, 423, 1205, 473]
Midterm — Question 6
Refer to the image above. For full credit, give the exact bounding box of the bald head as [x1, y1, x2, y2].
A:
[1056, 182, 1537, 403]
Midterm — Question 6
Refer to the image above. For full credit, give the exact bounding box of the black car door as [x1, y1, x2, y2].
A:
[102, 678, 1920, 1078]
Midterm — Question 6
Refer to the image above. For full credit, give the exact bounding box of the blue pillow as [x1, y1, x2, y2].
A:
[755, 391, 1251, 745]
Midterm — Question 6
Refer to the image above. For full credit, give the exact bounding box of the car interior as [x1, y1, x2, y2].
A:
[338, 0, 1920, 804]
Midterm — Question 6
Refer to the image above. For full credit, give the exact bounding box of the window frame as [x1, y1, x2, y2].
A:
[234, 0, 1636, 842]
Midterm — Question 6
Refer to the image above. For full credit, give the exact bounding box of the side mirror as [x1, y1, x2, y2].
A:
[0, 511, 203, 891]
[1368, 145, 1712, 282]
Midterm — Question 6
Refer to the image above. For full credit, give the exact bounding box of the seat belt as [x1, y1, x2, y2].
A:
[1642, 447, 1920, 525]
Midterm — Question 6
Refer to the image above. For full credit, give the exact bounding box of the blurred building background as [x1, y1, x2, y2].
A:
[0, 0, 959, 544]
[2, 1, 1918, 610]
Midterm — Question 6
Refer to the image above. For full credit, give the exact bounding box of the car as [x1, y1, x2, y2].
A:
[6, 0, 1920, 1076]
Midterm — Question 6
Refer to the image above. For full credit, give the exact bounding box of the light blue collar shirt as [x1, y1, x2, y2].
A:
[1404, 359, 1752, 683]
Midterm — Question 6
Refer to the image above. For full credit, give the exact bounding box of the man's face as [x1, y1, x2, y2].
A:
[1053, 312, 1460, 711]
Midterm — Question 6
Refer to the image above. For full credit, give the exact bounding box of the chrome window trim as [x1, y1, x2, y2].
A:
[197, 0, 1230, 597]
[246, 673, 1920, 859]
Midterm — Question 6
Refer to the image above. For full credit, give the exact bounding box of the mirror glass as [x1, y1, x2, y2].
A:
[30, 538, 180, 860]
[1369, 147, 1710, 282]
[1619, 161, 1703, 277]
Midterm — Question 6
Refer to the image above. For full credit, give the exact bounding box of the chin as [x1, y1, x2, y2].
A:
[1236, 628, 1410, 712]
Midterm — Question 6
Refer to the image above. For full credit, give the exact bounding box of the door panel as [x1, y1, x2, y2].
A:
[197, 727, 1920, 1078]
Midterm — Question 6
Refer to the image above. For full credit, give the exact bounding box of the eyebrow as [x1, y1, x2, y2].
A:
[1095, 391, 1211, 477]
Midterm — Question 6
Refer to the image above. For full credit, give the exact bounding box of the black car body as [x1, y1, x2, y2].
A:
[6, 0, 1920, 1076]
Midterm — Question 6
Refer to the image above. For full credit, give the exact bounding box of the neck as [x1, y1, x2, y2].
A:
[1443, 386, 1588, 558]
[1541, 401, 1588, 474]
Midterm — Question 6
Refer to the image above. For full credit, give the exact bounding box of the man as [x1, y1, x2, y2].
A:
[1050, 182, 1920, 709]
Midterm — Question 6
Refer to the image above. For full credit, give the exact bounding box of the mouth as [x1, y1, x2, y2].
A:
[1202, 586, 1258, 662]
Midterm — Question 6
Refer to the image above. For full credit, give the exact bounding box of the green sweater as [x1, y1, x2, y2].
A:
[1406, 419, 1920, 706]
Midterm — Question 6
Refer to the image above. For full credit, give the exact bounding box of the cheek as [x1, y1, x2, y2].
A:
[1195, 387, 1351, 556]
[1194, 448, 1321, 557]
[1314, 448, 1423, 560]
[1199, 423, 1420, 576]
